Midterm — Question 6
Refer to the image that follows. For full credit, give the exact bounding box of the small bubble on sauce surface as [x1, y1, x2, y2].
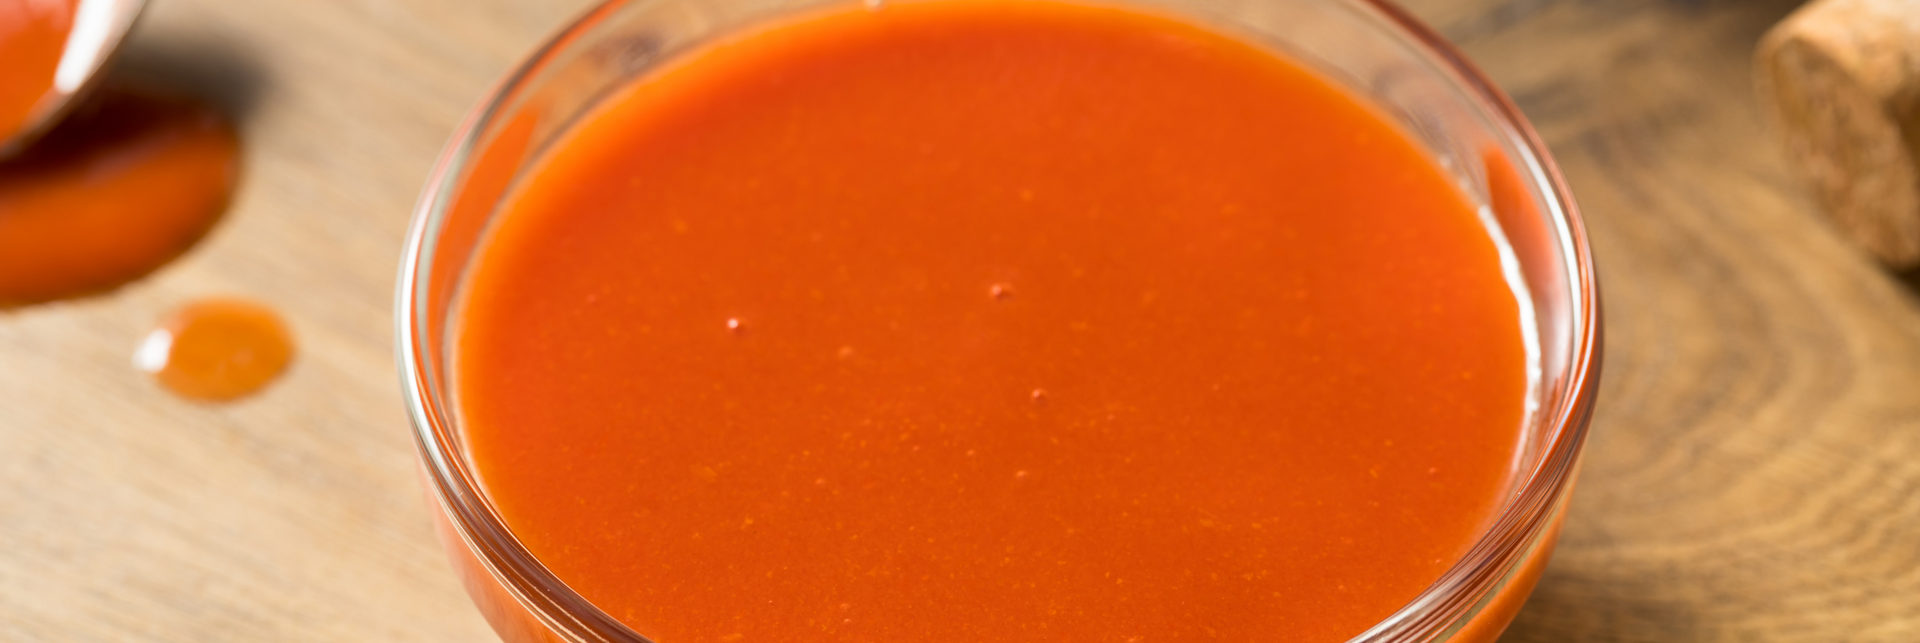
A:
[135, 298, 294, 401]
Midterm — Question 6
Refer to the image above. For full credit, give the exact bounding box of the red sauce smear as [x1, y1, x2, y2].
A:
[0, 86, 240, 306]
[0, 0, 75, 143]
[456, 2, 1528, 641]
[135, 297, 294, 401]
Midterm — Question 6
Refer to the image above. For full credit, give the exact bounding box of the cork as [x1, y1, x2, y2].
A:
[1757, 0, 1920, 268]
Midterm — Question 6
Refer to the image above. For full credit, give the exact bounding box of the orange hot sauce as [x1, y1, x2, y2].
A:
[0, 87, 240, 306]
[454, 2, 1530, 642]
[0, 0, 76, 141]
[136, 298, 295, 401]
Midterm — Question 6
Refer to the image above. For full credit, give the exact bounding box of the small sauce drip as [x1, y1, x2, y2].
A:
[134, 298, 293, 401]
[0, 0, 76, 141]
[0, 86, 240, 306]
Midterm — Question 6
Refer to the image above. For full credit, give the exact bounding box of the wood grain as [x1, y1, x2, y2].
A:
[2, 0, 1917, 641]
[1402, 0, 1920, 639]
[0, 1, 587, 640]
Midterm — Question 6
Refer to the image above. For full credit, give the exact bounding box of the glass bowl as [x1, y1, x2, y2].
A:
[396, 0, 1602, 641]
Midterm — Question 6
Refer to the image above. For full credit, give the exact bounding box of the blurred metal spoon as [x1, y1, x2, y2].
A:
[0, 0, 149, 158]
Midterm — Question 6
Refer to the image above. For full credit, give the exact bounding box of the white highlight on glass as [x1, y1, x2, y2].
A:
[53, 0, 120, 93]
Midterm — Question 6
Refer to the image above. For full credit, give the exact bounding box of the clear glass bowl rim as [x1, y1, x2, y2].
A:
[395, 1, 1604, 641]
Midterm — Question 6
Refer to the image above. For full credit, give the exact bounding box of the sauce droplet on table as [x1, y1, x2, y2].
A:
[134, 298, 293, 401]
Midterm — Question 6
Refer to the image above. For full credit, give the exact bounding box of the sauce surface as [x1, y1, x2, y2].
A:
[0, 86, 240, 306]
[135, 297, 294, 401]
[456, 2, 1529, 641]
[0, 0, 74, 144]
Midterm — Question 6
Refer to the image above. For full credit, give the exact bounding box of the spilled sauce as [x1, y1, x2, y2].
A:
[0, 0, 76, 142]
[134, 297, 292, 401]
[2, 4, 279, 404]
[0, 86, 240, 307]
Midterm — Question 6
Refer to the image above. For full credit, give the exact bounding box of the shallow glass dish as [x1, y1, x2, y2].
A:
[396, 0, 1602, 641]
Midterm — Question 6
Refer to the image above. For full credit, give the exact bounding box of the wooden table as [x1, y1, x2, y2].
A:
[2, 0, 1915, 640]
